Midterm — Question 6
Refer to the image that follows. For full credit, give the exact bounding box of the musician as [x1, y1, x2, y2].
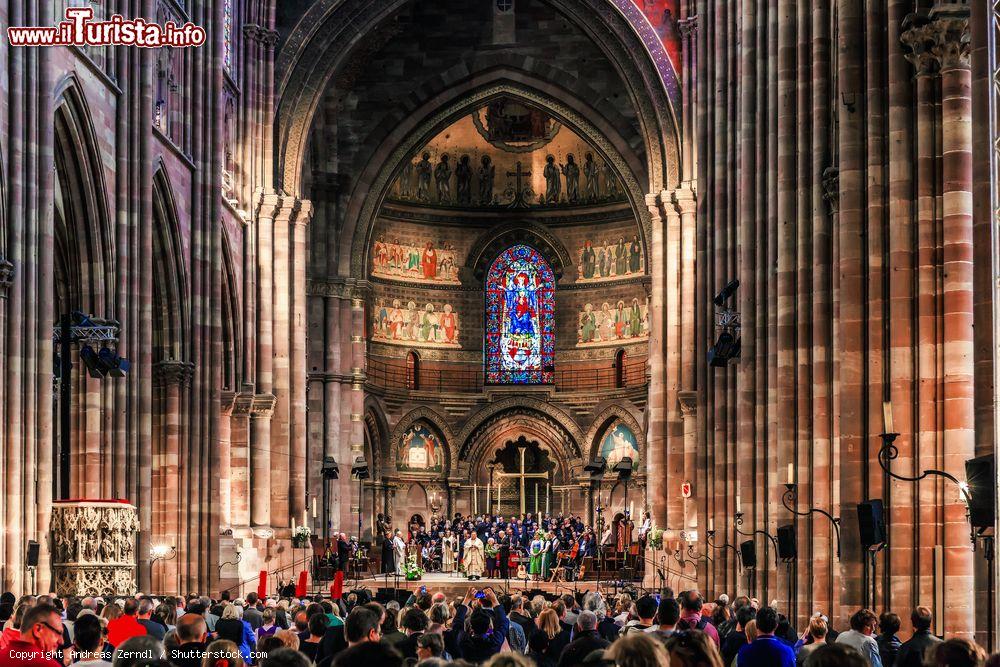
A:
[322, 543, 336, 567]
[498, 530, 511, 579]
[545, 530, 560, 580]
[337, 532, 351, 571]
[529, 531, 545, 581]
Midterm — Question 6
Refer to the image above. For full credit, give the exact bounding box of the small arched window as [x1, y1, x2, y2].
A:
[405, 351, 420, 390]
[614, 349, 626, 388]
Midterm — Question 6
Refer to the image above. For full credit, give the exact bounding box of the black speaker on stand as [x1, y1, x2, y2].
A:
[966, 455, 996, 530]
[777, 525, 796, 560]
[857, 499, 886, 610]
[26, 540, 39, 594]
[739, 539, 756, 568]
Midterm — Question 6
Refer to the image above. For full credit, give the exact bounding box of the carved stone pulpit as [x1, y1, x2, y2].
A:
[50, 500, 139, 596]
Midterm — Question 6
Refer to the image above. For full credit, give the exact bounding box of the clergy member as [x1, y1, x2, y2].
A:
[464, 531, 485, 581]
[392, 529, 407, 576]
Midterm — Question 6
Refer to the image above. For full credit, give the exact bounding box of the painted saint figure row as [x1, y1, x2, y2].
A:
[372, 298, 461, 347]
[371, 237, 460, 284]
[579, 236, 643, 281]
[397, 152, 497, 205]
[394, 151, 622, 206]
[578, 298, 650, 345]
[542, 152, 621, 204]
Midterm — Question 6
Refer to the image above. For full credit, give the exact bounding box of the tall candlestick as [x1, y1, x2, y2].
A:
[474, 483, 478, 514]
[312, 497, 317, 518]
[486, 482, 491, 512]
[292, 516, 297, 533]
[545, 484, 550, 516]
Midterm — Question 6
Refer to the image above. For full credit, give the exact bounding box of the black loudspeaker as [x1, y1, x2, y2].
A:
[857, 499, 886, 548]
[26, 541, 39, 567]
[740, 540, 756, 568]
[374, 588, 394, 604]
[350, 588, 372, 605]
[966, 454, 996, 529]
[777, 524, 797, 560]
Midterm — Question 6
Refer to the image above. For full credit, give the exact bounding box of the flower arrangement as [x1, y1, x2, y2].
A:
[292, 525, 311, 547]
[405, 555, 424, 581]
[485, 544, 499, 558]
[648, 527, 664, 550]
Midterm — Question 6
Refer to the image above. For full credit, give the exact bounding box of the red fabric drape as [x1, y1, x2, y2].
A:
[257, 570, 268, 599]
[296, 570, 308, 598]
[331, 571, 344, 600]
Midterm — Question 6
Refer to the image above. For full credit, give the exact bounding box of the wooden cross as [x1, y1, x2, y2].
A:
[494, 445, 549, 514]
[506, 161, 532, 208]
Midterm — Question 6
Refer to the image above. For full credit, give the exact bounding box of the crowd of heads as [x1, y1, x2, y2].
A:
[0, 587, 997, 667]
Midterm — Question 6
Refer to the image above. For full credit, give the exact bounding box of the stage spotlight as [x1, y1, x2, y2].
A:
[80, 345, 107, 378]
[322, 457, 340, 480]
[713, 279, 740, 306]
[585, 456, 607, 481]
[614, 456, 634, 480]
[352, 456, 370, 480]
[708, 331, 740, 367]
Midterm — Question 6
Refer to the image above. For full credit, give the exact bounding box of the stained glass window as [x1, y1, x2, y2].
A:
[485, 244, 555, 384]
[223, 0, 234, 73]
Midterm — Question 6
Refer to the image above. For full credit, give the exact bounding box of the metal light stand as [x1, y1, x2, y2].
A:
[782, 483, 841, 558]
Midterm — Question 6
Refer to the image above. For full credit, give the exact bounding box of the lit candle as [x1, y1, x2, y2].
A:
[292, 516, 297, 533]
[736, 493, 741, 513]
[883, 401, 894, 433]
[709, 517, 714, 531]
[312, 497, 317, 518]
[303, 510, 308, 530]
[787, 462, 793, 484]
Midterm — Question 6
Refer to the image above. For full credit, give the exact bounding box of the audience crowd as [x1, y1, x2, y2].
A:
[0, 585, 994, 667]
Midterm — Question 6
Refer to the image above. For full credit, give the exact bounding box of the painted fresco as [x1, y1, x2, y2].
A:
[599, 423, 641, 470]
[371, 299, 461, 348]
[577, 297, 649, 347]
[577, 236, 644, 282]
[399, 424, 445, 472]
[371, 237, 461, 285]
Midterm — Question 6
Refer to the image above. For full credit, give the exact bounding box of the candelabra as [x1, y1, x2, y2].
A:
[878, 430, 972, 542]
[733, 512, 779, 567]
[706, 529, 741, 567]
[149, 544, 177, 587]
[781, 484, 842, 559]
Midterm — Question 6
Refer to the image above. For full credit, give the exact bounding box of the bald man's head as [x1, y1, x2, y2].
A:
[175, 612, 207, 644]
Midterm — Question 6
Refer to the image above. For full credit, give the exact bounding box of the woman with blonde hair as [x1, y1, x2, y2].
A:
[535, 609, 564, 666]
[536, 608, 561, 641]
[607, 632, 670, 667]
[201, 639, 245, 667]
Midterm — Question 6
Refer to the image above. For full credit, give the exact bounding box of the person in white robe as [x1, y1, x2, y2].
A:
[392, 529, 407, 576]
[464, 533, 485, 580]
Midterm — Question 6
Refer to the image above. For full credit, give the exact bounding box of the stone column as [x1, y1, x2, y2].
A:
[230, 387, 254, 529]
[152, 360, 193, 595]
[219, 392, 236, 530]
[270, 197, 296, 533]
[350, 296, 366, 538]
[290, 201, 313, 530]
[645, 194, 667, 529]
[930, 4, 975, 638]
[252, 192, 280, 527]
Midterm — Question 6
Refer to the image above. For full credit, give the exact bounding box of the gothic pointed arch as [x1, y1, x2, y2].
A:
[467, 222, 572, 283]
[219, 226, 242, 391]
[152, 166, 190, 362]
[53, 77, 114, 314]
[276, 0, 681, 197]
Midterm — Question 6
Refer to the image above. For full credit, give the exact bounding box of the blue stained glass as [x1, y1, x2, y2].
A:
[485, 244, 555, 384]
